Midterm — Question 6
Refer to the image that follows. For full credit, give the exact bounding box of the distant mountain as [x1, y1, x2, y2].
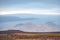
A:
[0, 30, 60, 34]
[0, 30, 24, 34]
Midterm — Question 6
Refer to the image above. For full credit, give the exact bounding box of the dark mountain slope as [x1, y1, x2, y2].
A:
[0, 30, 60, 34]
[0, 30, 24, 34]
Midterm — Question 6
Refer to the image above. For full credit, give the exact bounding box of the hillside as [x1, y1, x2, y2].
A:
[0, 30, 60, 34]
[0, 30, 60, 40]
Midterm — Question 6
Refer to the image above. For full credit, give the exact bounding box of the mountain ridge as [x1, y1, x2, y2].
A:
[0, 30, 60, 34]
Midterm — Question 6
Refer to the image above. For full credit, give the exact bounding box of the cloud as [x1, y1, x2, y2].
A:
[0, 22, 60, 32]
[0, 9, 60, 15]
[0, 15, 37, 23]
[14, 22, 60, 32]
[0, 0, 60, 15]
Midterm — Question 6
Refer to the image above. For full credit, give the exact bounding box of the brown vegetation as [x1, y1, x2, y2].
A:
[0, 33, 60, 40]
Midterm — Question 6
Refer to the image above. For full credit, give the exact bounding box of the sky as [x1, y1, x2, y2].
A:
[0, 0, 60, 15]
[0, 0, 60, 32]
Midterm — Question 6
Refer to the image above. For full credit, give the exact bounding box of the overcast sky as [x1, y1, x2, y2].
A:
[0, 0, 60, 32]
[0, 0, 60, 15]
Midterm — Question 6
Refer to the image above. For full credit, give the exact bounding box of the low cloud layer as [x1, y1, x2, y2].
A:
[0, 9, 60, 15]
[0, 22, 60, 32]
